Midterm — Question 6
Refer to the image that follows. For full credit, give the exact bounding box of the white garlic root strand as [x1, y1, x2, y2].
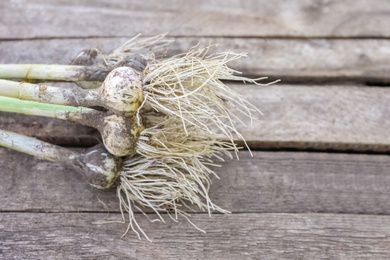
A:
[142, 47, 279, 156]
[117, 115, 233, 240]
[114, 44, 280, 239]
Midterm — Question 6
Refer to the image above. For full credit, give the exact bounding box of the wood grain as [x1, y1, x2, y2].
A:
[1, 38, 390, 83]
[1, 212, 390, 259]
[1, 149, 389, 214]
[1, 0, 390, 39]
[237, 84, 390, 151]
[1, 84, 389, 152]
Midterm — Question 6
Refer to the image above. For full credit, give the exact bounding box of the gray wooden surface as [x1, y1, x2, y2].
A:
[1, 0, 390, 259]
[1, 38, 390, 83]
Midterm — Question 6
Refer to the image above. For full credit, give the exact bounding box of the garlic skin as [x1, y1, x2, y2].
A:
[75, 144, 122, 189]
[97, 67, 145, 157]
[99, 114, 143, 157]
[99, 67, 143, 116]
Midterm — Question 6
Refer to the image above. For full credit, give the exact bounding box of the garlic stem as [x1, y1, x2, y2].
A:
[0, 128, 79, 165]
[0, 96, 96, 122]
[0, 64, 110, 82]
[0, 66, 143, 116]
[0, 96, 142, 157]
[0, 129, 121, 189]
[0, 79, 99, 107]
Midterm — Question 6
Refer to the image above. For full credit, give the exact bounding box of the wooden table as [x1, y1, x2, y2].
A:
[1, 1, 390, 259]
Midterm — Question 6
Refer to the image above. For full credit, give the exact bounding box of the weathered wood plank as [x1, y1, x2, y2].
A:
[1, 149, 390, 214]
[1, 0, 390, 38]
[1, 84, 389, 151]
[1, 212, 390, 259]
[1, 38, 389, 83]
[239, 84, 390, 151]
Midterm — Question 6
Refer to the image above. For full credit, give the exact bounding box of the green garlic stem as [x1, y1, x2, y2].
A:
[0, 64, 83, 81]
[0, 96, 101, 127]
[0, 129, 122, 189]
[0, 79, 100, 107]
[0, 96, 141, 157]
[0, 129, 79, 165]
[0, 64, 109, 82]
[0, 65, 144, 117]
